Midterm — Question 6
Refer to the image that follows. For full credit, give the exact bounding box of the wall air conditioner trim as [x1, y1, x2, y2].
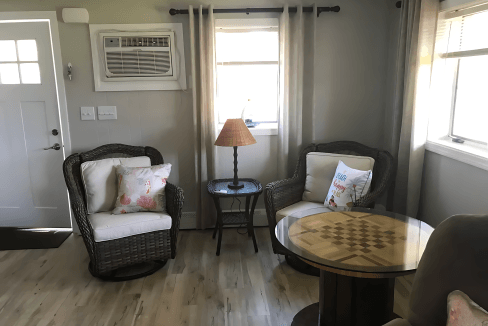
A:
[89, 24, 187, 92]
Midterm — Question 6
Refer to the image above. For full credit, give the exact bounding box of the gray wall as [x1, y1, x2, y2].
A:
[313, 1, 389, 147]
[0, 0, 391, 227]
[418, 152, 488, 227]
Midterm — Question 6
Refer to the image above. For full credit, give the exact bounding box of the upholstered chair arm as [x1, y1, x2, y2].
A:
[265, 177, 304, 229]
[165, 182, 184, 258]
[382, 318, 412, 326]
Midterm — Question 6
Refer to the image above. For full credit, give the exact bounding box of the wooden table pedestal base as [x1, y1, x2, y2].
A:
[292, 270, 396, 326]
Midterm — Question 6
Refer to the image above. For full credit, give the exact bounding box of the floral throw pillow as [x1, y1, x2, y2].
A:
[324, 160, 372, 208]
[112, 164, 171, 215]
[447, 290, 488, 326]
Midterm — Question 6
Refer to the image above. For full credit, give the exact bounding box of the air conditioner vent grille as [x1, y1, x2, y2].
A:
[120, 36, 169, 47]
[105, 51, 171, 77]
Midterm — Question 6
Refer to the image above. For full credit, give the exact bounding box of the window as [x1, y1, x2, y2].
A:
[215, 19, 279, 125]
[0, 39, 41, 85]
[435, 8, 488, 144]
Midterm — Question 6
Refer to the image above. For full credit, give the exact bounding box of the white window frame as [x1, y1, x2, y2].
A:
[215, 18, 279, 136]
[426, 3, 488, 171]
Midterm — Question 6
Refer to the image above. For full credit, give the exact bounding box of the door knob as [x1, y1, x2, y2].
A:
[44, 143, 61, 151]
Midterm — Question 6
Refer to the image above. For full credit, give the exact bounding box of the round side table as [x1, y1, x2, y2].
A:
[276, 207, 434, 326]
[207, 178, 262, 256]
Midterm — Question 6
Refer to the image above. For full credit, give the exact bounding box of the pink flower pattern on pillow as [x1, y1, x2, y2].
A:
[120, 193, 131, 205]
[137, 195, 157, 210]
[112, 164, 171, 215]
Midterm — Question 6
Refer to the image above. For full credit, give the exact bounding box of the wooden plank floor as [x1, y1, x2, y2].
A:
[0, 227, 412, 326]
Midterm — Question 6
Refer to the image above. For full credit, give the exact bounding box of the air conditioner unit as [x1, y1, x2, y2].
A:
[89, 24, 186, 92]
[101, 32, 176, 81]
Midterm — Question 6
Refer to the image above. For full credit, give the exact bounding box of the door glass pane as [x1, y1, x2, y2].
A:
[17, 40, 38, 62]
[0, 41, 18, 62]
[451, 56, 488, 143]
[19, 63, 41, 84]
[0, 63, 20, 84]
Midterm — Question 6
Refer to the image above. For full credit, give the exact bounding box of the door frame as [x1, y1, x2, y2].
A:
[0, 11, 73, 228]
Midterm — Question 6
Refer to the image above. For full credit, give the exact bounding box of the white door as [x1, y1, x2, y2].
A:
[0, 21, 70, 228]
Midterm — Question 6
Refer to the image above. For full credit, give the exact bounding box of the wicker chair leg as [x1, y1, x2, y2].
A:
[285, 255, 319, 277]
[88, 260, 167, 282]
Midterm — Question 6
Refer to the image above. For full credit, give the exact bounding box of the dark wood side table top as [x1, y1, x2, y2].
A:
[207, 178, 263, 197]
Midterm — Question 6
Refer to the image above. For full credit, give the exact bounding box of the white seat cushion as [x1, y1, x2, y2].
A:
[276, 201, 332, 223]
[81, 156, 151, 214]
[302, 152, 375, 203]
[88, 211, 172, 242]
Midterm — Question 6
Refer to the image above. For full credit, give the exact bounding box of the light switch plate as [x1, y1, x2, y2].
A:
[98, 106, 117, 120]
[81, 107, 95, 120]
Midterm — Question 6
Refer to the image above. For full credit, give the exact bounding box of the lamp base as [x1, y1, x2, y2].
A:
[228, 182, 244, 190]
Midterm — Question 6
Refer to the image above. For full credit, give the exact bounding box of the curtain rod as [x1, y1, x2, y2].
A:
[169, 6, 341, 17]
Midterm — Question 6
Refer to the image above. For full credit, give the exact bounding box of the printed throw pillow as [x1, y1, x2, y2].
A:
[324, 160, 372, 208]
[113, 164, 172, 215]
[447, 290, 488, 326]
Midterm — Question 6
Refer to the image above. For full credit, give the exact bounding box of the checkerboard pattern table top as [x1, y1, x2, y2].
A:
[287, 210, 432, 272]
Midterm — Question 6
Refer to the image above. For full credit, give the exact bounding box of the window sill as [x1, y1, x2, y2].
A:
[218, 122, 278, 136]
[425, 136, 488, 171]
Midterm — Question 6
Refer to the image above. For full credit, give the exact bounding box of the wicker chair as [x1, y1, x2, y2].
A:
[63, 143, 184, 281]
[265, 141, 394, 275]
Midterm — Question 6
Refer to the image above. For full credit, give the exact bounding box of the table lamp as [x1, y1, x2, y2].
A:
[214, 119, 257, 189]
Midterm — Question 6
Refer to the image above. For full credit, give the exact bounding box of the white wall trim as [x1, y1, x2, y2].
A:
[426, 139, 488, 171]
[440, 0, 488, 12]
[0, 11, 73, 229]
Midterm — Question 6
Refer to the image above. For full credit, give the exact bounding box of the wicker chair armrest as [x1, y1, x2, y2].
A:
[265, 177, 304, 228]
[62, 154, 97, 259]
[354, 151, 394, 208]
[165, 182, 184, 258]
[354, 190, 380, 208]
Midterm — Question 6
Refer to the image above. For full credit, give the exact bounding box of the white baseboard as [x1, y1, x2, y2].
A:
[180, 208, 268, 230]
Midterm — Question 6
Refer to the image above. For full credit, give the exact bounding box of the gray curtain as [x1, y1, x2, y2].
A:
[385, 0, 438, 217]
[277, 4, 317, 179]
[189, 5, 218, 229]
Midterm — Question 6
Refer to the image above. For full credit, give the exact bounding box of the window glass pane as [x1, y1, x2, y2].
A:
[216, 64, 278, 123]
[17, 40, 38, 62]
[0, 63, 20, 84]
[216, 31, 279, 62]
[451, 56, 488, 142]
[0, 41, 18, 62]
[19, 63, 41, 84]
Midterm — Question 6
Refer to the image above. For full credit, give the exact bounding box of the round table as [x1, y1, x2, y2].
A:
[275, 207, 434, 326]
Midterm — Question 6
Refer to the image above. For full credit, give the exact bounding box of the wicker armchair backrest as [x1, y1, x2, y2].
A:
[65, 143, 164, 209]
[293, 141, 394, 194]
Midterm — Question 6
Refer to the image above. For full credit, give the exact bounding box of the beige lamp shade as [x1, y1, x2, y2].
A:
[214, 119, 257, 147]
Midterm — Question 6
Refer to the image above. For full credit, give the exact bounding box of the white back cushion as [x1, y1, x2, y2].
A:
[81, 156, 151, 214]
[302, 152, 375, 203]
